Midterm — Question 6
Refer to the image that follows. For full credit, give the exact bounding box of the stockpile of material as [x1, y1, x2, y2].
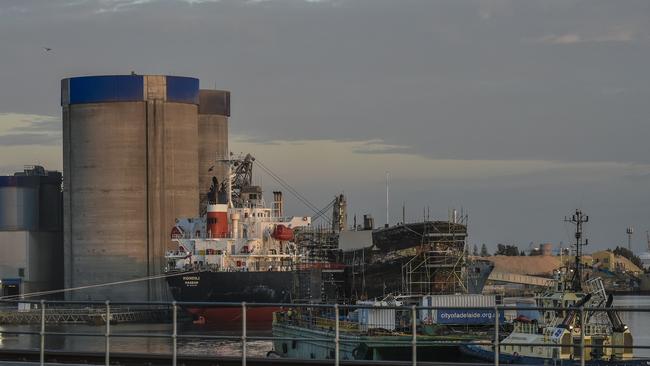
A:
[484, 256, 561, 276]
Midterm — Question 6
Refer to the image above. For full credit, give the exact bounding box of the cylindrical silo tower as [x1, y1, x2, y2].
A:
[198, 90, 230, 211]
[61, 75, 200, 301]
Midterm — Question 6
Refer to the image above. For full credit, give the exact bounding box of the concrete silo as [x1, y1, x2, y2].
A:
[61, 75, 200, 301]
[198, 90, 230, 210]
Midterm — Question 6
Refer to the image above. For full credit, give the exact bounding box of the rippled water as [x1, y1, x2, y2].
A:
[1, 296, 649, 361]
[614, 295, 650, 358]
[0, 322, 271, 358]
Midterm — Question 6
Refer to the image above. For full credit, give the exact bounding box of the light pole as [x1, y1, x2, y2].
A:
[626, 226, 634, 252]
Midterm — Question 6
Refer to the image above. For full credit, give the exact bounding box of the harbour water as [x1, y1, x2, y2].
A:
[613, 295, 650, 358]
[1, 295, 649, 360]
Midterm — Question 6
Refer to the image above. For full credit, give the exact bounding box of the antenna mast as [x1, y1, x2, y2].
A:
[564, 209, 589, 291]
[385, 171, 389, 228]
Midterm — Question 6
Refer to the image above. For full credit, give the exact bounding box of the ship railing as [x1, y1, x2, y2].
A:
[174, 233, 232, 239]
[165, 250, 190, 258]
[0, 300, 648, 366]
[584, 323, 613, 336]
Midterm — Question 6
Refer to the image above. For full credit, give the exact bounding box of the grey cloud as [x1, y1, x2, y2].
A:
[536, 30, 637, 44]
[1, 0, 650, 249]
[351, 141, 413, 155]
[1, 0, 648, 164]
[352, 147, 413, 155]
[0, 133, 61, 146]
[10, 118, 61, 133]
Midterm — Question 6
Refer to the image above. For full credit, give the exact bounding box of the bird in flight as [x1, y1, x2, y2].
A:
[43, 47, 52, 52]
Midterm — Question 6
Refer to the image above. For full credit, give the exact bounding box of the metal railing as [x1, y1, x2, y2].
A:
[0, 299, 648, 366]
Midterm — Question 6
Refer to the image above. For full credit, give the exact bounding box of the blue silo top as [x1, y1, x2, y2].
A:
[61, 75, 199, 105]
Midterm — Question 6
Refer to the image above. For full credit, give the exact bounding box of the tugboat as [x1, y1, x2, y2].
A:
[164, 154, 315, 328]
[461, 210, 646, 365]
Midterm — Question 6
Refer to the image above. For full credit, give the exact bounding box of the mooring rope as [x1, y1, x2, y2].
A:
[0, 270, 200, 300]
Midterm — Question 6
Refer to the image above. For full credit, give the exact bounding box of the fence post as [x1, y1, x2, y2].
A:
[580, 306, 585, 366]
[172, 301, 178, 366]
[242, 302, 247, 366]
[411, 304, 417, 366]
[334, 304, 340, 366]
[40, 299, 45, 366]
[105, 300, 110, 366]
[494, 305, 499, 366]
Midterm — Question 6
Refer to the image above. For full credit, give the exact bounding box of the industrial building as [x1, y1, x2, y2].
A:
[0, 166, 63, 298]
[61, 75, 230, 301]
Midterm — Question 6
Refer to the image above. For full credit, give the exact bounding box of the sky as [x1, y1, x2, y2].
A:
[0, 0, 649, 253]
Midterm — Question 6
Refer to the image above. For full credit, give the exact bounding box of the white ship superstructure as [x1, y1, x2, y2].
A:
[165, 154, 312, 273]
[166, 199, 311, 272]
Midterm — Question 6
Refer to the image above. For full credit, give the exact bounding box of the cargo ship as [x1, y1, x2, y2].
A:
[165, 154, 492, 327]
[164, 154, 323, 328]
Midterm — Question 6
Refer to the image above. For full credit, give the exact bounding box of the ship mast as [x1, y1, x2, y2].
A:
[564, 209, 589, 291]
[226, 155, 233, 208]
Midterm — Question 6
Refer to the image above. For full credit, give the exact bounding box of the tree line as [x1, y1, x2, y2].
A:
[472, 243, 526, 256]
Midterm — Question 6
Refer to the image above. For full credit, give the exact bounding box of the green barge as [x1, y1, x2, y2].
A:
[271, 305, 492, 361]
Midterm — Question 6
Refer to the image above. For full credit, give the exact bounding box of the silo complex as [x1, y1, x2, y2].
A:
[198, 90, 230, 209]
[0, 166, 63, 297]
[61, 75, 200, 301]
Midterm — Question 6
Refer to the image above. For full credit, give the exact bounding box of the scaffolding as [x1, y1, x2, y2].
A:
[295, 227, 339, 265]
[293, 227, 345, 303]
[401, 220, 468, 296]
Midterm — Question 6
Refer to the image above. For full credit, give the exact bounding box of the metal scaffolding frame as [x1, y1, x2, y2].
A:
[401, 220, 468, 296]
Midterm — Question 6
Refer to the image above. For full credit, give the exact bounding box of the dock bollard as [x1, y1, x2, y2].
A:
[411, 305, 417, 366]
[172, 301, 178, 366]
[40, 299, 45, 366]
[494, 305, 499, 366]
[105, 300, 110, 366]
[242, 302, 247, 366]
[335, 304, 340, 366]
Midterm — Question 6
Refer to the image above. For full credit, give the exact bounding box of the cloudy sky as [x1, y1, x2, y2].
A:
[1, 0, 649, 253]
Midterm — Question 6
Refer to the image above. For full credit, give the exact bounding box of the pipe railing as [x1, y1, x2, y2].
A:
[0, 299, 648, 366]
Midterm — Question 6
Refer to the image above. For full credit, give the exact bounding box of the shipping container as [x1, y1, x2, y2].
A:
[420, 294, 498, 325]
[356, 300, 399, 331]
[434, 309, 503, 325]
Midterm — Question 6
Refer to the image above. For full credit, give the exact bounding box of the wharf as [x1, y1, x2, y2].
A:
[0, 306, 171, 325]
[0, 349, 491, 366]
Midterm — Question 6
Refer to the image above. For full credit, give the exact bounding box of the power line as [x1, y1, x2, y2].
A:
[254, 159, 318, 212]
[0, 270, 200, 300]
[254, 158, 332, 225]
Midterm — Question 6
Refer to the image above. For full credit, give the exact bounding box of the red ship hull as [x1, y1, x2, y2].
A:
[185, 306, 281, 330]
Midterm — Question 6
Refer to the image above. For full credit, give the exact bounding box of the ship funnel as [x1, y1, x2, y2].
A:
[273, 191, 283, 217]
[363, 214, 374, 230]
[207, 204, 228, 238]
